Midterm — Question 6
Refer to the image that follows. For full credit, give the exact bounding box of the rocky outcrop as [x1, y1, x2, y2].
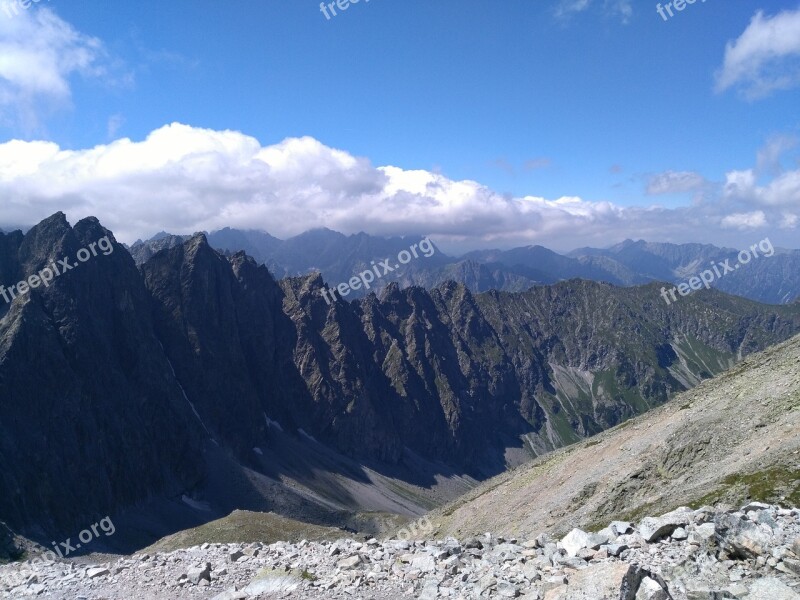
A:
[2, 503, 798, 599]
[128, 233, 188, 264]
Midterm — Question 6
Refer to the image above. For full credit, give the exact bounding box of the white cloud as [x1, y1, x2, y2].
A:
[781, 213, 799, 229]
[0, 7, 119, 132]
[715, 7, 800, 100]
[0, 123, 797, 252]
[554, 0, 592, 19]
[721, 211, 767, 230]
[107, 114, 124, 139]
[723, 166, 800, 208]
[523, 157, 552, 172]
[756, 134, 797, 176]
[554, 0, 632, 23]
[605, 0, 633, 23]
[646, 171, 707, 195]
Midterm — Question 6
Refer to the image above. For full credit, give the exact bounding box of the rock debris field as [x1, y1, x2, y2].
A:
[2, 503, 800, 599]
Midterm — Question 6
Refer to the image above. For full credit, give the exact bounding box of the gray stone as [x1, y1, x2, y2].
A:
[544, 562, 643, 600]
[418, 578, 439, 600]
[494, 542, 525, 556]
[671, 527, 688, 540]
[210, 590, 248, 600]
[522, 562, 541, 581]
[242, 570, 302, 595]
[477, 574, 497, 594]
[561, 528, 609, 557]
[186, 563, 211, 584]
[85, 567, 109, 579]
[611, 521, 634, 535]
[411, 554, 436, 573]
[604, 543, 629, 557]
[337, 554, 363, 570]
[639, 508, 692, 542]
[541, 575, 568, 595]
[635, 576, 669, 600]
[727, 583, 750, 598]
[745, 577, 800, 600]
[688, 522, 717, 545]
[741, 501, 771, 512]
[561, 528, 591, 556]
[497, 580, 520, 597]
[542, 542, 559, 561]
[715, 514, 772, 558]
[756, 511, 778, 529]
[778, 557, 800, 576]
[576, 547, 596, 560]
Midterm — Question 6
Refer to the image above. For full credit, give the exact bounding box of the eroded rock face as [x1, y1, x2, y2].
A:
[1, 503, 799, 599]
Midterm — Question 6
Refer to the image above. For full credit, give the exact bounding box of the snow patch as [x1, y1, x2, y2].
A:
[264, 413, 284, 432]
[181, 495, 211, 512]
[160, 343, 217, 443]
[298, 428, 318, 443]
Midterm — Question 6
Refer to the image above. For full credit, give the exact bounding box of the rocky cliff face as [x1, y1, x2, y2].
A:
[0, 214, 205, 536]
[276, 275, 800, 465]
[1, 214, 800, 543]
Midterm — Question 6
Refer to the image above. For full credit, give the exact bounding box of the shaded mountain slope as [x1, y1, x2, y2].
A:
[0, 214, 205, 536]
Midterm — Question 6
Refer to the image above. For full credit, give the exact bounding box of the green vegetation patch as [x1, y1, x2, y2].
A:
[143, 510, 343, 554]
[689, 467, 800, 509]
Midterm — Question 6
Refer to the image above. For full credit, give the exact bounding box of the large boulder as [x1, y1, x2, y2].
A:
[561, 528, 610, 557]
[638, 508, 692, 543]
[543, 562, 644, 600]
[714, 514, 773, 559]
[242, 569, 302, 595]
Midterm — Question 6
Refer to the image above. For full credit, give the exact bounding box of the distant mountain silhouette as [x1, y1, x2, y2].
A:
[130, 229, 800, 304]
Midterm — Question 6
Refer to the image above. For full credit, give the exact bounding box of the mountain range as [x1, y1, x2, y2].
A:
[2, 213, 800, 554]
[130, 228, 800, 305]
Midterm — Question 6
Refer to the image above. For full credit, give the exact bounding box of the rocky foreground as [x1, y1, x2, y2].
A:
[2, 503, 800, 599]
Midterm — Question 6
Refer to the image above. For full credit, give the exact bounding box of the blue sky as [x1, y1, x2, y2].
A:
[0, 0, 799, 251]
